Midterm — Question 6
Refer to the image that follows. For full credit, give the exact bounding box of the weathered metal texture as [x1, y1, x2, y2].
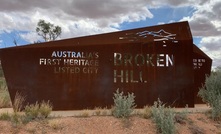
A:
[193, 44, 212, 103]
[0, 21, 212, 110]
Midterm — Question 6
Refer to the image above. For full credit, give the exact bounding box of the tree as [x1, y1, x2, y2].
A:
[36, 20, 62, 42]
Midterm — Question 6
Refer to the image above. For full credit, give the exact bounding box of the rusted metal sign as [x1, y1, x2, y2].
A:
[0, 21, 212, 110]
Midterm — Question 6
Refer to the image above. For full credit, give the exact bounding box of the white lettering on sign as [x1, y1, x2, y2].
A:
[51, 51, 99, 58]
[39, 51, 99, 74]
[39, 58, 62, 65]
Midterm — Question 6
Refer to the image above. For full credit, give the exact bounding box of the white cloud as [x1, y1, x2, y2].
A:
[200, 37, 221, 69]
[0, 0, 152, 31]
[20, 32, 41, 43]
[0, 0, 153, 43]
[179, 0, 221, 68]
[181, 1, 221, 37]
[147, 0, 207, 7]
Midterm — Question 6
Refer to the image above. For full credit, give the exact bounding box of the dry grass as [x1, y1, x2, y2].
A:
[48, 119, 63, 130]
[0, 112, 11, 120]
[80, 109, 90, 117]
[142, 105, 152, 119]
[94, 107, 102, 116]
[13, 92, 25, 113]
[0, 87, 11, 108]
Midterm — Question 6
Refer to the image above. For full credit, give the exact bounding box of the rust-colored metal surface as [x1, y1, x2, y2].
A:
[193, 44, 212, 103]
[0, 21, 212, 110]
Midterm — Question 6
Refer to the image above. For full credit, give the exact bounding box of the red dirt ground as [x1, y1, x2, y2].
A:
[0, 108, 220, 134]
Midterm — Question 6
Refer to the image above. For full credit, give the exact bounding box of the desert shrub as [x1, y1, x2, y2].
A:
[151, 99, 176, 134]
[0, 112, 11, 121]
[48, 119, 63, 130]
[142, 105, 152, 119]
[24, 101, 52, 120]
[80, 109, 90, 117]
[0, 87, 11, 108]
[112, 89, 136, 118]
[9, 111, 27, 127]
[198, 67, 221, 120]
[0, 112, 31, 125]
[13, 92, 25, 113]
[39, 100, 53, 118]
[0, 112, 25, 126]
[94, 107, 101, 116]
[24, 102, 40, 119]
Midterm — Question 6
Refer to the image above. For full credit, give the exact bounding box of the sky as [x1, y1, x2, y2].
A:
[0, 0, 220, 69]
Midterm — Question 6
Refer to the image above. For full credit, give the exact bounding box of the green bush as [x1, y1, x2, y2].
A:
[0, 112, 11, 121]
[112, 89, 136, 118]
[0, 112, 27, 126]
[198, 68, 221, 120]
[24, 101, 52, 120]
[11, 113, 22, 127]
[39, 100, 53, 118]
[151, 99, 176, 134]
[24, 102, 40, 119]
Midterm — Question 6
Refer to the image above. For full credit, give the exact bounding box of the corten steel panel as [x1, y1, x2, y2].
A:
[193, 44, 212, 104]
[0, 21, 203, 110]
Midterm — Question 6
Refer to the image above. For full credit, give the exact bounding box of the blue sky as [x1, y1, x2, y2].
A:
[0, 0, 221, 69]
[120, 6, 196, 29]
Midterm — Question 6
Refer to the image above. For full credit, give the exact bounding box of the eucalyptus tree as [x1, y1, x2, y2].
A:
[36, 19, 62, 42]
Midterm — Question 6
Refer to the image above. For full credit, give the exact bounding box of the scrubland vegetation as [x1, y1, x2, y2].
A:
[198, 67, 221, 120]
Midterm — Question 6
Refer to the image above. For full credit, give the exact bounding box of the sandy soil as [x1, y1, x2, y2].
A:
[0, 112, 220, 134]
